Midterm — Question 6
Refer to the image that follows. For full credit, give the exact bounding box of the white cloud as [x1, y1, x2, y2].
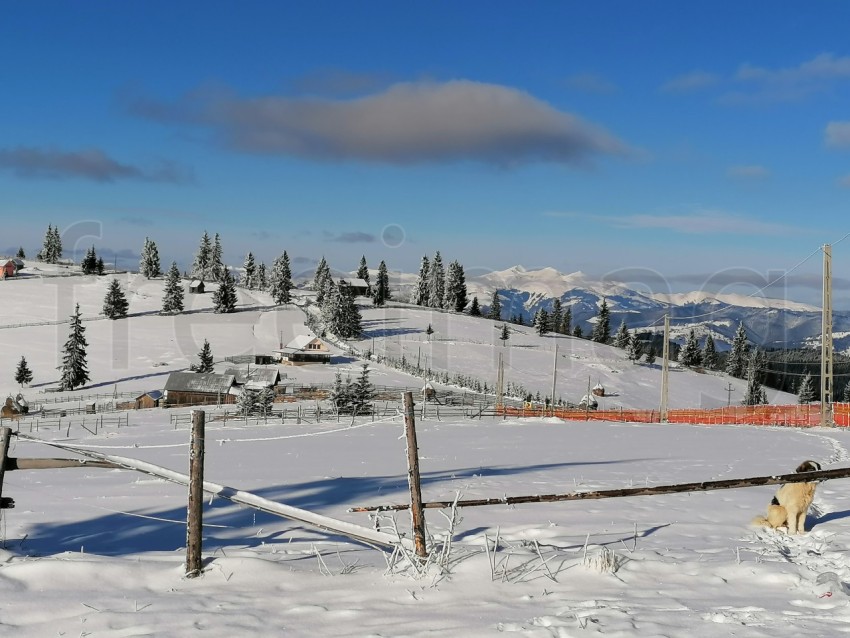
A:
[725, 53, 850, 103]
[660, 71, 720, 93]
[128, 80, 633, 167]
[826, 121, 850, 148]
[564, 73, 618, 94]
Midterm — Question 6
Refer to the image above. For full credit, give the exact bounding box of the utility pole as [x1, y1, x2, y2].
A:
[550, 342, 558, 416]
[725, 383, 734, 407]
[660, 314, 670, 422]
[496, 352, 504, 409]
[822, 244, 834, 427]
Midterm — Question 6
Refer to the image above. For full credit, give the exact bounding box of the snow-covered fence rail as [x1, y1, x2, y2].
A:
[14, 413, 129, 436]
[34, 391, 137, 404]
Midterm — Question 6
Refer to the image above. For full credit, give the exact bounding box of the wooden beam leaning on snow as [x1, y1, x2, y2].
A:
[350, 466, 850, 512]
[14, 433, 407, 551]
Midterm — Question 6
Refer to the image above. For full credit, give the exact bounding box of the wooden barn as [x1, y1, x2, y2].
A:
[134, 390, 163, 409]
[336, 277, 370, 297]
[273, 334, 332, 365]
[163, 372, 235, 406]
[224, 366, 281, 390]
[2, 259, 23, 279]
[189, 280, 205, 294]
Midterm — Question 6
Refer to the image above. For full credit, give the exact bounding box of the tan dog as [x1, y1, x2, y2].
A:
[752, 460, 821, 534]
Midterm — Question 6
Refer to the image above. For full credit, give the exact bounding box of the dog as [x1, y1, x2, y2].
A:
[752, 460, 821, 534]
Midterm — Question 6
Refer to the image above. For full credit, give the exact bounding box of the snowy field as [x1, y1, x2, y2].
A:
[2, 269, 848, 637]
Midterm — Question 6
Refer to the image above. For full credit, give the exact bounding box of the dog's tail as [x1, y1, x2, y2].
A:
[751, 515, 771, 527]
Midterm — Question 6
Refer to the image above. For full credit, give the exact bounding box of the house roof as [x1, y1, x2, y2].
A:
[224, 366, 280, 387]
[164, 372, 234, 394]
[284, 334, 325, 351]
[190, 280, 204, 287]
[337, 277, 369, 288]
[137, 390, 164, 400]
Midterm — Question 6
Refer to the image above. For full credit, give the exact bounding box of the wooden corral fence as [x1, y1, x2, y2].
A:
[498, 403, 850, 427]
[12, 413, 129, 436]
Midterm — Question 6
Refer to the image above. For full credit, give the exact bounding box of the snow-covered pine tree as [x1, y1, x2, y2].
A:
[573, 325, 583, 338]
[15, 355, 33, 386]
[551, 299, 563, 335]
[726, 321, 749, 379]
[469, 296, 481, 316]
[843, 381, 850, 403]
[535, 308, 550, 335]
[103, 278, 129, 319]
[210, 233, 224, 282]
[161, 261, 185, 314]
[313, 257, 332, 305]
[350, 364, 375, 415]
[644, 344, 657, 365]
[372, 260, 390, 306]
[614, 319, 630, 349]
[139, 237, 161, 278]
[322, 281, 362, 339]
[237, 388, 257, 416]
[96, 257, 105, 275]
[51, 225, 62, 262]
[797, 371, 816, 404]
[414, 255, 430, 306]
[591, 299, 611, 343]
[562, 307, 572, 335]
[680, 328, 702, 367]
[255, 386, 275, 416]
[426, 323, 434, 340]
[269, 251, 293, 304]
[40, 224, 63, 263]
[212, 268, 237, 313]
[356, 256, 371, 294]
[488, 289, 502, 320]
[627, 333, 644, 362]
[242, 252, 256, 289]
[444, 260, 468, 312]
[16, 246, 25, 259]
[702, 333, 718, 370]
[195, 339, 214, 373]
[192, 231, 213, 282]
[329, 371, 353, 413]
[427, 251, 445, 308]
[257, 263, 268, 290]
[139, 238, 150, 275]
[59, 303, 89, 390]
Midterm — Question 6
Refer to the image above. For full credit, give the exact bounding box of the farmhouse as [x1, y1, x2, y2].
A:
[273, 334, 332, 365]
[2, 258, 24, 279]
[337, 277, 370, 297]
[163, 372, 236, 406]
[224, 366, 282, 390]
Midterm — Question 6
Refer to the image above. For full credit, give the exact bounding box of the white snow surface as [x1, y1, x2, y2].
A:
[0, 273, 848, 637]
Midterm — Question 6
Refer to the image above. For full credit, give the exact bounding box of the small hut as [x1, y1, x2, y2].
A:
[189, 280, 205, 294]
[579, 394, 599, 410]
[422, 381, 436, 401]
[134, 390, 163, 409]
[592, 382, 605, 397]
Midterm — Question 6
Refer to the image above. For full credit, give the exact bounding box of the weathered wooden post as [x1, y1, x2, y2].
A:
[186, 409, 205, 578]
[0, 427, 14, 511]
[402, 392, 428, 558]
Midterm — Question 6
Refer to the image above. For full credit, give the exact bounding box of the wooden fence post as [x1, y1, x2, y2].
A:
[402, 392, 428, 558]
[0, 427, 13, 511]
[186, 409, 205, 578]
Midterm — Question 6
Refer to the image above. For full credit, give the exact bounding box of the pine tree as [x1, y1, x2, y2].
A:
[210, 233, 224, 282]
[192, 231, 213, 281]
[313, 257, 332, 305]
[614, 319, 630, 349]
[488, 289, 502, 321]
[427, 251, 445, 308]
[645, 344, 657, 365]
[15, 355, 33, 386]
[257, 263, 268, 290]
[323, 281, 361, 338]
[797, 372, 816, 404]
[212, 268, 237, 313]
[256, 386, 275, 416]
[562, 307, 572, 335]
[414, 255, 430, 306]
[372, 260, 390, 306]
[426, 323, 434, 340]
[843, 382, 850, 403]
[702, 333, 718, 370]
[350, 364, 375, 415]
[51, 225, 62, 262]
[269, 251, 293, 304]
[592, 299, 611, 343]
[242, 252, 256, 289]
[356, 256, 371, 294]
[573, 325, 583, 338]
[726, 322, 749, 379]
[534, 308, 550, 335]
[194, 339, 214, 373]
[444, 260, 468, 312]
[96, 257, 105, 275]
[499, 324, 510, 345]
[39, 224, 55, 262]
[680, 329, 702, 367]
[139, 237, 161, 278]
[16, 246, 25, 259]
[102, 278, 129, 319]
[627, 333, 644, 362]
[237, 388, 257, 416]
[551, 299, 563, 335]
[81, 246, 98, 274]
[469, 296, 481, 316]
[329, 371, 353, 413]
[161, 262, 185, 314]
[743, 349, 767, 405]
[59, 303, 89, 390]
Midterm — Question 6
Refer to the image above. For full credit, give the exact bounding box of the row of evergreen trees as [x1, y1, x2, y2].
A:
[413, 252, 468, 312]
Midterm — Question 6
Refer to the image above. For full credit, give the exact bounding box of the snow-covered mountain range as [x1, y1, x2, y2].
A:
[461, 265, 840, 351]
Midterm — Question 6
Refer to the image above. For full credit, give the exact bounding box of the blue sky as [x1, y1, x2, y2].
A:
[2, 2, 850, 305]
